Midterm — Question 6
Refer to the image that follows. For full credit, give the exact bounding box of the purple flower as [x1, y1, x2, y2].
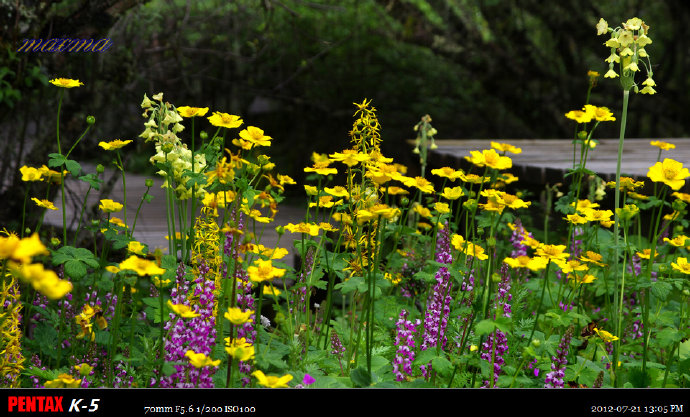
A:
[420, 222, 453, 377]
[544, 325, 574, 388]
[302, 374, 316, 385]
[393, 309, 421, 382]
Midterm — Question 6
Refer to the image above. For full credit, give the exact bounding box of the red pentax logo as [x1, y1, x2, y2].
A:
[8, 396, 64, 412]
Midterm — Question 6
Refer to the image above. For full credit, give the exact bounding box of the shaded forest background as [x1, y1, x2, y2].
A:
[1, 0, 689, 230]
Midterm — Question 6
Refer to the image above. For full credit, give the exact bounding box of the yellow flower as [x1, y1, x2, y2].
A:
[559, 259, 589, 274]
[566, 213, 588, 225]
[490, 141, 522, 154]
[579, 251, 606, 267]
[501, 193, 530, 210]
[647, 158, 690, 190]
[467, 149, 512, 170]
[503, 256, 547, 271]
[671, 257, 690, 275]
[4, 233, 48, 263]
[99, 199, 123, 213]
[440, 186, 464, 200]
[20, 166, 43, 182]
[284, 222, 320, 236]
[463, 242, 488, 260]
[208, 112, 243, 129]
[635, 249, 656, 260]
[225, 338, 255, 362]
[247, 259, 286, 283]
[594, 328, 619, 343]
[606, 177, 644, 192]
[570, 273, 598, 285]
[401, 176, 435, 193]
[263, 285, 281, 296]
[324, 186, 349, 198]
[13, 262, 72, 300]
[239, 126, 272, 147]
[118, 255, 166, 276]
[671, 192, 690, 204]
[650, 140, 675, 151]
[536, 244, 569, 263]
[252, 370, 293, 388]
[590, 106, 616, 122]
[431, 167, 460, 180]
[565, 109, 593, 124]
[167, 301, 200, 318]
[98, 139, 132, 151]
[573, 199, 599, 212]
[185, 350, 221, 368]
[74, 363, 94, 377]
[434, 202, 450, 214]
[44, 373, 82, 388]
[177, 106, 209, 117]
[31, 198, 57, 211]
[387, 186, 409, 195]
[49, 78, 83, 88]
[127, 241, 146, 255]
[224, 307, 254, 325]
[329, 149, 370, 167]
[105, 265, 120, 274]
[664, 236, 689, 247]
[304, 161, 337, 176]
[413, 205, 432, 219]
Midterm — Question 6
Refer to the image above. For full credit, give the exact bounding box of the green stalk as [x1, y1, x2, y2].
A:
[116, 151, 128, 235]
[611, 88, 630, 386]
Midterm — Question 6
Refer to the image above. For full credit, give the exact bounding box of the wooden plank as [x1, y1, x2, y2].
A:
[426, 139, 690, 183]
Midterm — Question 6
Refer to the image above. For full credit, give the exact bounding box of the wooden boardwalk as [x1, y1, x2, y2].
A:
[43, 165, 306, 267]
[427, 138, 690, 190]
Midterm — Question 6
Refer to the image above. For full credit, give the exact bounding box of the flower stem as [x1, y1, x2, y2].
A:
[612, 88, 629, 386]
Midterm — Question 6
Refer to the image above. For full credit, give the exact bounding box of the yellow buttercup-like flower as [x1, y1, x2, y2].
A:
[20, 166, 43, 182]
[490, 141, 522, 154]
[594, 328, 619, 343]
[99, 199, 124, 213]
[467, 149, 512, 170]
[650, 140, 675, 151]
[225, 338, 255, 362]
[185, 350, 220, 368]
[99, 139, 132, 151]
[44, 373, 82, 388]
[208, 112, 243, 129]
[247, 259, 286, 283]
[671, 257, 690, 275]
[664, 235, 689, 247]
[49, 78, 83, 88]
[647, 158, 690, 190]
[118, 255, 166, 276]
[441, 186, 464, 201]
[252, 370, 293, 388]
[238, 126, 272, 147]
[177, 106, 209, 117]
[167, 301, 200, 318]
[224, 307, 254, 325]
[31, 198, 57, 211]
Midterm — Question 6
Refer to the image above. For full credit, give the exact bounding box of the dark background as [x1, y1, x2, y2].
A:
[1, 0, 689, 230]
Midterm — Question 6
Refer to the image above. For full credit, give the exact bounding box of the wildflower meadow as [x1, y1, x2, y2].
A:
[2, 16, 690, 396]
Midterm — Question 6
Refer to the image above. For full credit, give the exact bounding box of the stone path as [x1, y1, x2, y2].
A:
[43, 164, 306, 267]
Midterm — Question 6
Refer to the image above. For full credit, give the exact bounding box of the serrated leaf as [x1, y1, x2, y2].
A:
[64, 259, 87, 279]
[79, 173, 102, 190]
[431, 356, 452, 376]
[651, 280, 672, 301]
[475, 319, 497, 336]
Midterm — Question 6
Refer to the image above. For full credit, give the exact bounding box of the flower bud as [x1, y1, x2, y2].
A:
[96, 164, 105, 174]
[531, 339, 541, 348]
[577, 130, 588, 140]
[145, 178, 154, 188]
[86, 115, 96, 125]
[400, 197, 409, 206]
[200, 131, 208, 140]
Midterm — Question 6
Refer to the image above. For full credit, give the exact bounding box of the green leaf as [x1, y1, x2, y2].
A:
[350, 367, 371, 387]
[65, 159, 81, 176]
[412, 348, 438, 367]
[475, 319, 497, 336]
[431, 355, 452, 377]
[48, 153, 66, 168]
[334, 275, 366, 294]
[651, 280, 672, 301]
[78, 173, 102, 190]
